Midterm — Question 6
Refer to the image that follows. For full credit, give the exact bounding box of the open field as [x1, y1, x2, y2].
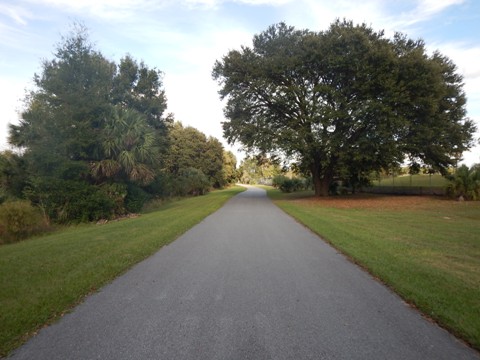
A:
[266, 188, 480, 351]
[371, 173, 448, 187]
[0, 186, 244, 357]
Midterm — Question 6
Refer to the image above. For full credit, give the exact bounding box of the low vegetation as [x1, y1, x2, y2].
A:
[0, 186, 244, 357]
[266, 187, 480, 351]
[0, 201, 50, 244]
[272, 175, 309, 193]
[446, 164, 480, 200]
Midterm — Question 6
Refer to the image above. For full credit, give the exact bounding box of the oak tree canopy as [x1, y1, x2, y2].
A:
[213, 20, 476, 196]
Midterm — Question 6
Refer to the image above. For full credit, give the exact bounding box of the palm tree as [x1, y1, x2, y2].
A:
[91, 107, 159, 184]
[447, 164, 480, 200]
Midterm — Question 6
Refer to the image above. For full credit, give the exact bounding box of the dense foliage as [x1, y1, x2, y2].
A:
[0, 201, 49, 243]
[1, 25, 237, 231]
[272, 175, 308, 193]
[213, 20, 476, 196]
[446, 164, 480, 200]
[238, 155, 282, 184]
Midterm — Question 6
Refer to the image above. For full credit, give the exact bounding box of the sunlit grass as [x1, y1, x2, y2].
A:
[266, 187, 480, 351]
[0, 186, 245, 357]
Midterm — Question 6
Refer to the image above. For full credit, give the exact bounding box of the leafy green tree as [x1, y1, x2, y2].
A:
[10, 25, 115, 177]
[238, 155, 282, 184]
[8, 24, 169, 222]
[165, 122, 208, 175]
[112, 55, 170, 155]
[165, 122, 226, 188]
[91, 107, 159, 185]
[213, 21, 476, 196]
[222, 151, 238, 184]
[204, 137, 225, 187]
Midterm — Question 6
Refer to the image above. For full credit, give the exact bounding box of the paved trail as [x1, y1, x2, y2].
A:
[10, 187, 479, 359]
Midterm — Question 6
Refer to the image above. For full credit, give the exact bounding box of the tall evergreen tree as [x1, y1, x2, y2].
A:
[8, 24, 169, 221]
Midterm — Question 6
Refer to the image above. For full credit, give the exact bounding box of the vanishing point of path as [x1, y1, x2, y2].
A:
[10, 187, 479, 360]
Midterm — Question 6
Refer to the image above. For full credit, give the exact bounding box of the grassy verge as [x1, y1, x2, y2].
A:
[0, 186, 244, 357]
[266, 187, 480, 351]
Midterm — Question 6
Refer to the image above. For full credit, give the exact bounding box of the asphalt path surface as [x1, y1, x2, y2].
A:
[10, 186, 479, 359]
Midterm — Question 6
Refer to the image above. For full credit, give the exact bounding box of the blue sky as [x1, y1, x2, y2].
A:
[1, 0, 479, 164]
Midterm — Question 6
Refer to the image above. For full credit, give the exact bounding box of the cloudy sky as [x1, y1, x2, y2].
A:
[1, 0, 479, 164]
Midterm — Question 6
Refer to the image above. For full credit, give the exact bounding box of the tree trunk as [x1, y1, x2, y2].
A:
[313, 176, 330, 196]
[311, 161, 331, 196]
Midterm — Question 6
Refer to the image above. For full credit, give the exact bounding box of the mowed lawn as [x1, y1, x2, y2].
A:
[0, 186, 245, 357]
[267, 188, 480, 351]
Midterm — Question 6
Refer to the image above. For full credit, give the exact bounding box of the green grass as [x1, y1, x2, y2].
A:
[372, 173, 448, 187]
[0, 186, 244, 357]
[266, 187, 480, 351]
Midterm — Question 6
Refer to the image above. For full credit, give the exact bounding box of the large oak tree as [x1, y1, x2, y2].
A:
[213, 20, 476, 196]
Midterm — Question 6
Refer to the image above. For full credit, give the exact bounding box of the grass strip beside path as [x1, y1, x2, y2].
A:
[0, 186, 245, 357]
[265, 187, 480, 351]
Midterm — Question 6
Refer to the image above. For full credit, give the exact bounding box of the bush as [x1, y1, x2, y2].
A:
[144, 172, 174, 198]
[272, 175, 288, 188]
[0, 201, 49, 244]
[446, 164, 480, 200]
[99, 183, 128, 215]
[173, 168, 211, 196]
[25, 178, 117, 223]
[125, 184, 150, 213]
[277, 176, 306, 193]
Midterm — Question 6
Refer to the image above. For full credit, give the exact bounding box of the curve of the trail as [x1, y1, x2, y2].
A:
[10, 186, 479, 360]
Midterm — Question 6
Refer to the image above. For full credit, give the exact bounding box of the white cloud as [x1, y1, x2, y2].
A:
[416, 0, 465, 17]
[0, 3, 33, 25]
[234, 0, 292, 5]
[24, 0, 165, 20]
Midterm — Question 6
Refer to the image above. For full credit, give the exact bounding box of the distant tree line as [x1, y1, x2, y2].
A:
[0, 25, 237, 239]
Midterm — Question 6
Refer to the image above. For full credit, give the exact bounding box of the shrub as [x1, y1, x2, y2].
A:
[125, 184, 150, 213]
[24, 178, 117, 223]
[173, 168, 211, 196]
[446, 164, 480, 200]
[0, 201, 49, 244]
[278, 177, 305, 193]
[144, 172, 174, 198]
[272, 175, 288, 189]
[99, 183, 128, 215]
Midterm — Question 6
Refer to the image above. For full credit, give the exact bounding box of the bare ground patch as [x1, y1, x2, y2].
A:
[290, 194, 455, 211]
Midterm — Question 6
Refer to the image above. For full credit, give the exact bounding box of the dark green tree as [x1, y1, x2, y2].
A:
[0, 151, 28, 200]
[222, 150, 238, 184]
[112, 55, 170, 135]
[204, 137, 226, 187]
[10, 24, 115, 176]
[8, 24, 169, 222]
[213, 20, 476, 196]
[165, 122, 226, 188]
[165, 122, 209, 175]
[90, 107, 159, 185]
